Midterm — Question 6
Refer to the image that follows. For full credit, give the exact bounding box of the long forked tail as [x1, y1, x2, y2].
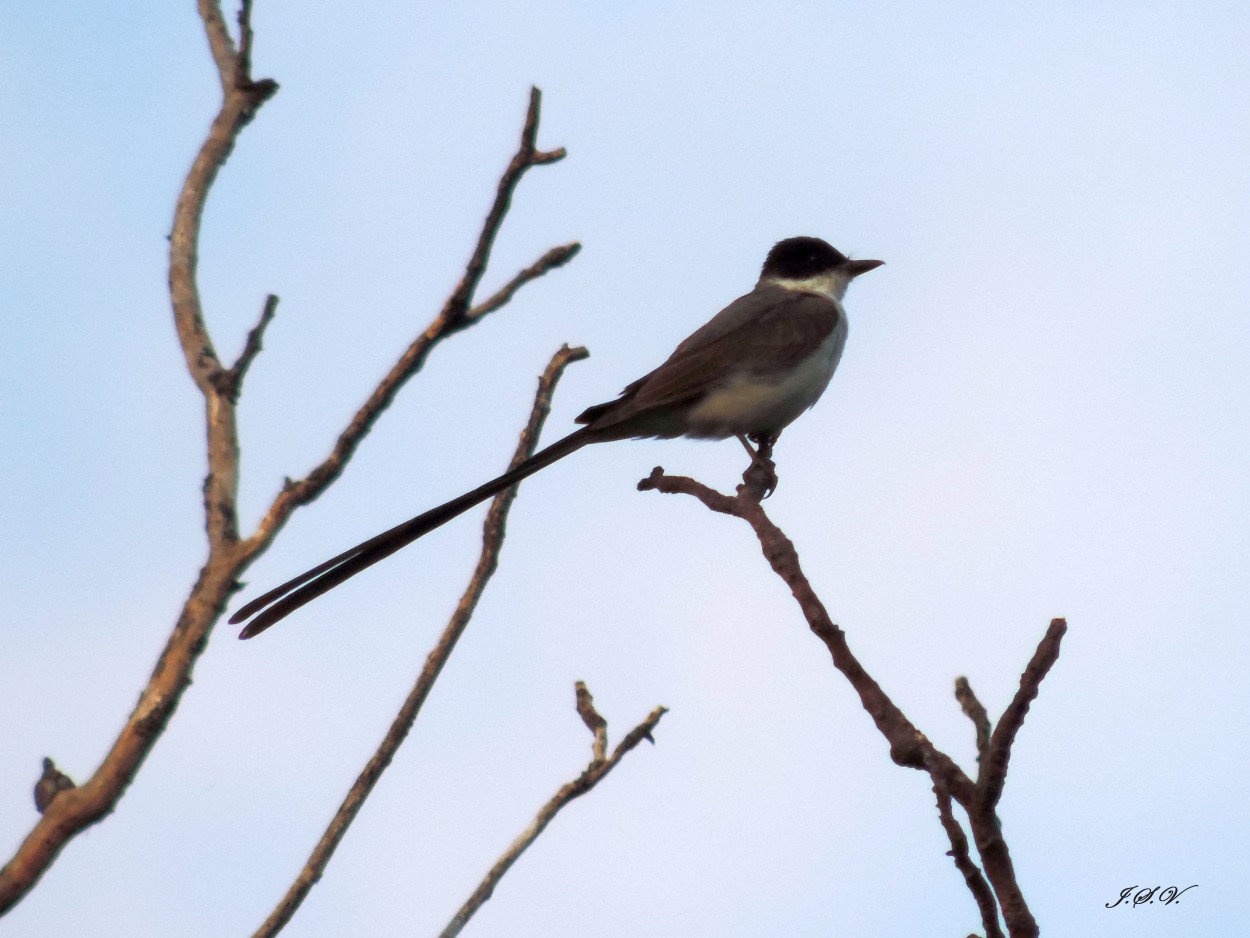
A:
[231, 427, 597, 639]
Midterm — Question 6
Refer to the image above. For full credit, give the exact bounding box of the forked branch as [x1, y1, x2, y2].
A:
[241, 86, 579, 561]
[440, 684, 668, 938]
[0, 2, 278, 911]
[1, 2, 577, 917]
[640, 464, 1063, 938]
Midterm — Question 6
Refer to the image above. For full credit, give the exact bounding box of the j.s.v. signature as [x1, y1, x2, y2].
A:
[1106, 885, 1198, 908]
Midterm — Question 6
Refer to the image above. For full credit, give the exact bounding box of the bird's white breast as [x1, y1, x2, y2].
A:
[684, 319, 847, 438]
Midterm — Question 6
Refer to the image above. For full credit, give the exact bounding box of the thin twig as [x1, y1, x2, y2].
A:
[574, 681, 609, 764]
[197, 0, 236, 93]
[241, 86, 577, 562]
[440, 695, 668, 937]
[444, 87, 567, 323]
[212, 293, 279, 402]
[234, 0, 256, 86]
[467, 242, 581, 321]
[251, 345, 589, 938]
[233, 293, 279, 380]
[955, 676, 992, 762]
[981, 619, 1066, 806]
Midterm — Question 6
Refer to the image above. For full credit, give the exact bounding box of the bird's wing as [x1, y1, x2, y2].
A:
[578, 286, 841, 427]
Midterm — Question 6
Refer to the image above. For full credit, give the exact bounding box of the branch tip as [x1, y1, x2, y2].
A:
[955, 676, 992, 760]
[981, 618, 1066, 804]
[441, 698, 666, 936]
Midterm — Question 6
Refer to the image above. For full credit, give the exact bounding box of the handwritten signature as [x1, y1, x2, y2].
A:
[1106, 885, 1198, 908]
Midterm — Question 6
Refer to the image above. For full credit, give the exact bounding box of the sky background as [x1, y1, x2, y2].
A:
[3, 1, 1248, 935]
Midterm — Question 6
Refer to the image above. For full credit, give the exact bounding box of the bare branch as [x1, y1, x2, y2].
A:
[243, 87, 578, 559]
[171, 8, 278, 403]
[440, 697, 668, 938]
[210, 293, 279, 403]
[251, 344, 588, 938]
[640, 463, 1061, 938]
[981, 619, 1066, 806]
[231, 293, 280, 384]
[574, 681, 609, 763]
[444, 87, 568, 323]
[197, 0, 236, 92]
[637, 465, 740, 515]
[934, 783, 1003, 938]
[639, 466, 977, 803]
[962, 622, 1065, 938]
[0, 3, 277, 912]
[235, 0, 257, 86]
[955, 676, 992, 761]
[467, 242, 581, 321]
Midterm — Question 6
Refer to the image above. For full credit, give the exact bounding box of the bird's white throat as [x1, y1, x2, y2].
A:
[763, 270, 853, 303]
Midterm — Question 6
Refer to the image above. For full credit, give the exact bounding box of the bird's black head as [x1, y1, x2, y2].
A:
[761, 237, 847, 280]
[761, 236, 884, 284]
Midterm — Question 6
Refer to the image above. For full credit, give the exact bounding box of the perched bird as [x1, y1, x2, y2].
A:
[232, 236, 882, 638]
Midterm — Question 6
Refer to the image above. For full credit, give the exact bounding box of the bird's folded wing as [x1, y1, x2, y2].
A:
[588, 288, 841, 423]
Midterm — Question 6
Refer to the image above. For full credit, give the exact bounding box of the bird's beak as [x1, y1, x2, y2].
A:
[844, 258, 885, 278]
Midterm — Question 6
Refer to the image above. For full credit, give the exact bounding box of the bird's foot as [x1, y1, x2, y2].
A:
[737, 434, 778, 500]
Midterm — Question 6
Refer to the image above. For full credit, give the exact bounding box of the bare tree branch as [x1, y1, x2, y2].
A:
[966, 618, 1065, 938]
[444, 87, 567, 322]
[440, 688, 668, 938]
[638, 467, 977, 803]
[574, 680, 609, 763]
[230, 294, 279, 384]
[955, 676, 992, 762]
[1, 6, 576, 916]
[197, 0, 237, 92]
[639, 464, 1062, 938]
[980, 619, 1066, 805]
[0, 3, 276, 911]
[251, 344, 589, 938]
[241, 86, 577, 561]
[468, 242, 581, 322]
[934, 782, 1003, 938]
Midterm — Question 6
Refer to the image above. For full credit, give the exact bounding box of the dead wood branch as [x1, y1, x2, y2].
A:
[639, 464, 1063, 938]
[440, 685, 667, 937]
[0, 3, 575, 915]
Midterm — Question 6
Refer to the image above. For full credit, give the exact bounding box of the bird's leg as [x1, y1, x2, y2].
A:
[739, 433, 779, 499]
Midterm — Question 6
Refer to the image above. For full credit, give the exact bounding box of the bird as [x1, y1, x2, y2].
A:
[231, 236, 882, 638]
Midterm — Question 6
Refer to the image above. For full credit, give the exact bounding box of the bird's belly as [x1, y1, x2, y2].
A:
[684, 343, 840, 439]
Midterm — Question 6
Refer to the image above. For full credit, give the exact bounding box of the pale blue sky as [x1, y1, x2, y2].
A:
[3, 2, 1248, 936]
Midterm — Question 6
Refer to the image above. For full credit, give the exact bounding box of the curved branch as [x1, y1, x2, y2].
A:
[639, 466, 1061, 938]
[638, 467, 976, 803]
[251, 344, 589, 938]
[0, 3, 275, 913]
